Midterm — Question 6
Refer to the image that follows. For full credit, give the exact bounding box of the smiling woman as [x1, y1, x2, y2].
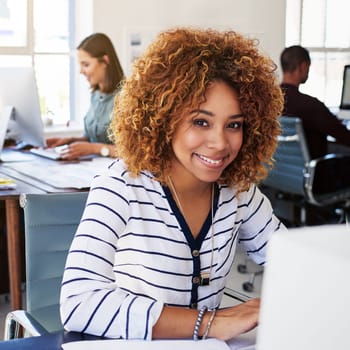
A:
[60, 27, 286, 342]
[45, 33, 125, 160]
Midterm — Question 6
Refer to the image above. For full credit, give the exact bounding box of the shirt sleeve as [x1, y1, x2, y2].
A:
[60, 172, 163, 339]
[236, 185, 287, 265]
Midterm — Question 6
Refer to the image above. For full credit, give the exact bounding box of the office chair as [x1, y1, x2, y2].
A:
[3, 191, 88, 340]
[262, 116, 350, 226]
[238, 116, 350, 291]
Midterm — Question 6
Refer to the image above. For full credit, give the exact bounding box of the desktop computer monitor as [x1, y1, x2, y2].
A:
[0, 66, 46, 148]
[257, 224, 350, 350]
[340, 64, 350, 109]
[338, 64, 350, 119]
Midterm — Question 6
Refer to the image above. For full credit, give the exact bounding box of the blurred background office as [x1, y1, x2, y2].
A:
[1, 0, 348, 133]
[1, 0, 350, 337]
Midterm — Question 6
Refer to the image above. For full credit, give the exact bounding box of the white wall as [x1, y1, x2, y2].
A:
[91, 0, 286, 77]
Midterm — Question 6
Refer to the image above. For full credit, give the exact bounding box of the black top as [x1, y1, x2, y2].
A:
[281, 83, 350, 158]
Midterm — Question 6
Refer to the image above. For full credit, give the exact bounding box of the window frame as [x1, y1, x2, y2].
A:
[0, 0, 81, 124]
[286, 0, 350, 107]
[0, 0, 33, 54]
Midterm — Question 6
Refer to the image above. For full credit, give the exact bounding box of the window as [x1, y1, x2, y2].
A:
[286, 0, 350, 107]
[0, 0, 28, 48]
[0, 0, 91, 126]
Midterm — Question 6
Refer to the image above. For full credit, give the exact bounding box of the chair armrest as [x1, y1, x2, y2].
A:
[277, 134, 299, 142]
[304, 153, 350, 206]
[4, 310, 49, 340]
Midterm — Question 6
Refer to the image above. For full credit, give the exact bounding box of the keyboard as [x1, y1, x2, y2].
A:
[29, 147, 63, 160]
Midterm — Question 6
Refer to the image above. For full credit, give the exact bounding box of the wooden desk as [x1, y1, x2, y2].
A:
[0, 149, 112, 310]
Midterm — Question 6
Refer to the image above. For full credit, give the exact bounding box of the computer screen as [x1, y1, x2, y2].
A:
[340, 64, 350, 109]
[257, 224, 350, 350]
[0, 66, 46, 148]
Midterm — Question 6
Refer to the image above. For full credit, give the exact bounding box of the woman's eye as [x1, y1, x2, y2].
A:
[193, 119, 209, 127]
[227, 121, 243, 129]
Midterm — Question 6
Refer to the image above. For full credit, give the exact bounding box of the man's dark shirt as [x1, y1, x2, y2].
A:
[281, 83, 350, 158]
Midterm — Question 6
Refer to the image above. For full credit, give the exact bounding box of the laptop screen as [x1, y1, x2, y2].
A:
[256, 224, 350, 350]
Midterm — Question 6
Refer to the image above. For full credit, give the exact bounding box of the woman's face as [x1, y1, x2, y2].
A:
[171, 80, 244, 185]
[77, 49, 107, 90]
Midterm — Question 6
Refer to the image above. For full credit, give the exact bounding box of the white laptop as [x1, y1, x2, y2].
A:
[255, 224, 350, 350]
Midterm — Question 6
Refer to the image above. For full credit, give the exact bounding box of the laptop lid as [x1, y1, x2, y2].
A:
[256, 224, 350, 350]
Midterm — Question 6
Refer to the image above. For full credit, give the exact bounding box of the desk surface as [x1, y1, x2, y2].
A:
[0, 148, 113, 193]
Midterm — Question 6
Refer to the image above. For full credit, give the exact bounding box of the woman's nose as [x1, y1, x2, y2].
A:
[207, 128, 228, 150]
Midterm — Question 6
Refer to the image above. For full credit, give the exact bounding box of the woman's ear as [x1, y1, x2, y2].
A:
[102, 54, 110, 65]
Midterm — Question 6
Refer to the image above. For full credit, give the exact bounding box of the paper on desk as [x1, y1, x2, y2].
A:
[3, 157, 113, 189]
[0, 177, 16, 190]
[61, 338, 230, 350]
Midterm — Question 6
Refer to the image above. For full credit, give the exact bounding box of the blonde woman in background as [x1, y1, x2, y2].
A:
[47, 33, 124, 160]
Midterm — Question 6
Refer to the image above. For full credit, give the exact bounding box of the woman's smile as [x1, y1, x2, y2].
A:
[194, 153, 228, 167]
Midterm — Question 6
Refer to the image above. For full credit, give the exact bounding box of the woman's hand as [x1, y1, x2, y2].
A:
[59, 141, 97, 160]
[208, 298, 260, 341]
[153, 298, 260, 341]
[46, 137, 73, 148]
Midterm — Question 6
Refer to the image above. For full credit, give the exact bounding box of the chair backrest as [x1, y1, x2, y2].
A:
[20, 191, 88, 332]
[263, 116, 310, 196]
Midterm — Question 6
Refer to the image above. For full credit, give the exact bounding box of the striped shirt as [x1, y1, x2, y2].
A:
[60, 159, 286, 339]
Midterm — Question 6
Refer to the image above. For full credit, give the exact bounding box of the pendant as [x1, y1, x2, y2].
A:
[200, 273, 210, 286]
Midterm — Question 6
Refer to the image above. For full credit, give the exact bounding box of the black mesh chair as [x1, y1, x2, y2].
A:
[262, 116, 350, 226]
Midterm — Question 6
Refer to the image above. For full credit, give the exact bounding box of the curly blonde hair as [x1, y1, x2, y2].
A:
[110, 27, 283, 192]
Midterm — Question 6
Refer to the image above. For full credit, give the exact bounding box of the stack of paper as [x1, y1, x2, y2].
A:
[0, 177, 16, 190]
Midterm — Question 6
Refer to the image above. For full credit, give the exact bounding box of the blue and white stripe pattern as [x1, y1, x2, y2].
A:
[60, 159, 286, 339]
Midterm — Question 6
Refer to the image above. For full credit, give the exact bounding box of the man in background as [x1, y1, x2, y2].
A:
[280, 45, 350, 158]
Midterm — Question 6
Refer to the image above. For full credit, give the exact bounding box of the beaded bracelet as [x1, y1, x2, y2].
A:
[193, 305, 208, 341]
[202, 309, 217, 340]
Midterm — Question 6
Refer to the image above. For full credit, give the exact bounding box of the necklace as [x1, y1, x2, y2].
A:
[167, 175, 215, 286]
